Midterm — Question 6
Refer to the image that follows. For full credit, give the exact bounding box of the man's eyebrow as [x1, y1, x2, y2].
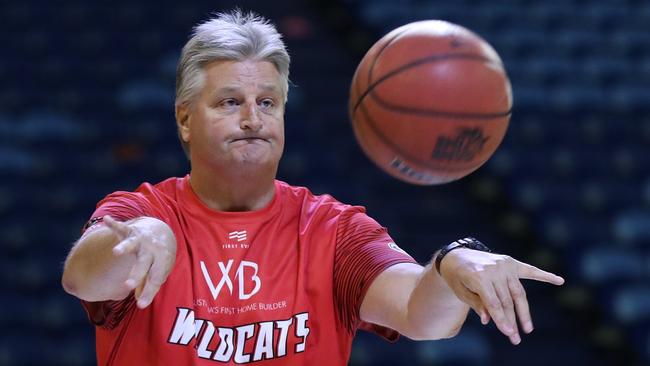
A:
[259, 84, 280, 92]
[214, 86, 239, 94]
[213, 84, 280, 94]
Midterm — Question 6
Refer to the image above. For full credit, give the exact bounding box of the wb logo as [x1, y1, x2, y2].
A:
[431, 128, 489, 162]
[200, 260, 261, 300]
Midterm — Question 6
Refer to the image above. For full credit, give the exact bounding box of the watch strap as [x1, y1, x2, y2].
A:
[435, 237, 491, 275]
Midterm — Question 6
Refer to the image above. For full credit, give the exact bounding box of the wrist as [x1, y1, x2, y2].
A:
[434, 237, 491, 275]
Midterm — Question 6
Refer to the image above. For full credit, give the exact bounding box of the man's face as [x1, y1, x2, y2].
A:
[178, 60, 285, 173]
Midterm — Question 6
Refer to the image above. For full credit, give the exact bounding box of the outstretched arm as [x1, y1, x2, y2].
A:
[360, 246, 564, 343]
[360, 261, 470, 341]
[62, 216, 176, 308]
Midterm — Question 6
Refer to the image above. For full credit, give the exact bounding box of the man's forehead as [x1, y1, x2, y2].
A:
[205, 59, 279, 76]
[203, 60, 282, 91]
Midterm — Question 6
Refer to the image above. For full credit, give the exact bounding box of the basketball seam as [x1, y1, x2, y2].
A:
[369, 95, 512, 119]
[354, 53, 512, 118]
[355, 28, 410, 111]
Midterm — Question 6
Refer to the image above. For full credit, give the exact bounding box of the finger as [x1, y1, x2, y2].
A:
[452, 283, 491, 325]
[113, 236, 140, 256]
[509, 277, 533, 334]
[516, 261, 565, 285]
[136, 259, 169, 309]
[104, 216, 132, 241]
[125, 253, 154, 290]
[471, 280, 513, 337]
[466, 295, 490, 325]
[134, 279, 145, 300]
[480, 309, 491, 325]
[494, 282, 520, 345]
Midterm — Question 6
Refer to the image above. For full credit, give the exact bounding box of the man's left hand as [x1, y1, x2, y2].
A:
[439, 248, 565, 345]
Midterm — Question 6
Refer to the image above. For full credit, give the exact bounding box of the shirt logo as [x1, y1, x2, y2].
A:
[388, 242, 407, 254]
[228, 230, 247, 242]
[200, 260, 261, 300]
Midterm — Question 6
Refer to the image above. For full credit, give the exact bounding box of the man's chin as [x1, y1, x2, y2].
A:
[232, 151, 280, 169]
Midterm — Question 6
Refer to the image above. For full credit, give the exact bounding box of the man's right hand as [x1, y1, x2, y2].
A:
[104, 216, 177, 308]
[62, 215, 177, 307]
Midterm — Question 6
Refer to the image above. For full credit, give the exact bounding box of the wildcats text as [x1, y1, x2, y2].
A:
[167, 308, 310, 363]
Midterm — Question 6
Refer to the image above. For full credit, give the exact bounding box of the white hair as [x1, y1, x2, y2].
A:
[175, 10, 291, 157]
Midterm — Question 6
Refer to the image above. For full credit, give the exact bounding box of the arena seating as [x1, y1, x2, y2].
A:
[1, 0, 647, 365]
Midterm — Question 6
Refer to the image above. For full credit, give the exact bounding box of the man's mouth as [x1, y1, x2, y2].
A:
[231, 137, 268, 143]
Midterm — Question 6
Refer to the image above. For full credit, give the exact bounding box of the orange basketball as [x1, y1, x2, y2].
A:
[349, 20, 512, 185]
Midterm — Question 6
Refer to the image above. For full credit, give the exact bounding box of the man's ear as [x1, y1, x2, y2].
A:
[175, 103, 191, 143]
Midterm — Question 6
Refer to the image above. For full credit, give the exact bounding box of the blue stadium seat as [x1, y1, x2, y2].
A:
[582, 58, 631, 86]
[612, 285, 650, 324]
[358, 0, 413, 30]
[613, 210, 650, 244]
[0, 146, 38, 177]
[19, 111, 88, 143]
[539, 213, 609, 248]
[415, 327, 490, 365]
[0, 222, 29, 256]
[117, 80, 174, 111]
[556, 30, 600, 58]
[581, 247, 645, 284]
[498, 30, 547, 60]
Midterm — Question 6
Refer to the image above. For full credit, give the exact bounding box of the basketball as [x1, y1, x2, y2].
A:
[349, 20, 512, 185]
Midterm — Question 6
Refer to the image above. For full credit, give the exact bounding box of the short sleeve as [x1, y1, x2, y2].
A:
[333, 208, 418, 342]
[79, 190, 160, 329]
[82, 294, 136, 329]
[81, 191, 160, 235]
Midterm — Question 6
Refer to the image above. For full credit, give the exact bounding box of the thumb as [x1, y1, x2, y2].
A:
[451, 282, 490, 325]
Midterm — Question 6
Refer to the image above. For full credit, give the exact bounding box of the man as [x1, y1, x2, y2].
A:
[62, 10, 564, 365]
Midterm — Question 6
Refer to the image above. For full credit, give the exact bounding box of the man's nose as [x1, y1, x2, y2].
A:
[240, 102, 262, 131]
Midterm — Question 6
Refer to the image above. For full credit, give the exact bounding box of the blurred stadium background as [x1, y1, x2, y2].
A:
[1, 0, 649, 365]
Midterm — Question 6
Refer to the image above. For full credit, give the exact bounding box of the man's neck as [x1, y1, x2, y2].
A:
[189, 167, 276, 212]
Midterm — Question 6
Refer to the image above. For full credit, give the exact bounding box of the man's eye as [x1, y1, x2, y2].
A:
[219, 99, 239, 107]
[260, 99, 274, 109]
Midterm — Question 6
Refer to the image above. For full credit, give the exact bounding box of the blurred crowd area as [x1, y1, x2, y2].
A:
[1, 0, 649, 365]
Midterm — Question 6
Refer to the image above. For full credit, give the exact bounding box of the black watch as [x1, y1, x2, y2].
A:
[435, 237, 491, 275]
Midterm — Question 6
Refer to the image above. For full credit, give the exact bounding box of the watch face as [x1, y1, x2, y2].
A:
[449, 242, 463, 250]
[461, 237, 490, 252]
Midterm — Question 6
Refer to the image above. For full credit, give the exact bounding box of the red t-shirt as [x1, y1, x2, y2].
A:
[81, 175, 418, 365]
